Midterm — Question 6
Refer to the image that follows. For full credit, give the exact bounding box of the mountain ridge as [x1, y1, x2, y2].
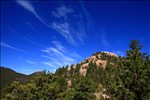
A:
[0, 67, 44, 90]
[0, 51, 117, 89]
[67, 51, 118, 76]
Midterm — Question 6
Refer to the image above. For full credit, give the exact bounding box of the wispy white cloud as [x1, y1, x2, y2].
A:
[16, 1, 89, 46]
[79, 0, 94, 32]
[41, 40, 82, 69]
[51, 22, 76, 46]
[50, 20, 86, 46]
[42, 55, 63, 67]
[42, 47, 75, 62]
[51, 5, 89, 46]
[52, 40, 65, 51]
[16, 0, 49, 27]
[27, 59, 37, 65]
[1, 42, 27, 53]
[42, 62, 56, 67]
[52, 5, 73, 18]
[16, 0, 35, 14]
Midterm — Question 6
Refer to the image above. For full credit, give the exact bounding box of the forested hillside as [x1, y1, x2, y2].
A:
[1, 40, 150, 100]
[0, 67, 43, 90]
[0, 67, 28, 90]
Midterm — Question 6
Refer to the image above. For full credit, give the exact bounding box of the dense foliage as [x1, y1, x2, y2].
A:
[1, 40, 150, 100]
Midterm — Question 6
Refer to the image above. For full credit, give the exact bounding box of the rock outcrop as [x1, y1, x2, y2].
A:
[67, 51, 118, 76]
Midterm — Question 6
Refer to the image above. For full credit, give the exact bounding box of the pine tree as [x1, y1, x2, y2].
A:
[109, 40, 150, 100]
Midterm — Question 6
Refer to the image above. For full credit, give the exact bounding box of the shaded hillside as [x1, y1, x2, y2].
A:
[0, 67, 28, 90]
[0, 67, 43, 90]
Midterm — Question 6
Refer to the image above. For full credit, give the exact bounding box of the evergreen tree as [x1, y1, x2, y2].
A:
[72, 77, 96, 100]
[108, 40, 150, 100]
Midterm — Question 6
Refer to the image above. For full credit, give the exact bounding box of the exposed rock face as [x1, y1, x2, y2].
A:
[80, 63, 89, 76]
[66, 51, 118, 76]
[67, 80, 72, 88]
[95, 60, 107, 68]
[65, 51, 118, 98]
[87, 55, 96, 61]
[101, 51, 118, 57]
[78, 51, 118, 76]
[94, 84, 110, 100]
[95, 92, 110, 100]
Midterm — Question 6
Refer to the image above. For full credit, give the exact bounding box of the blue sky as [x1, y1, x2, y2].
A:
[1, 0, 150, 74]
